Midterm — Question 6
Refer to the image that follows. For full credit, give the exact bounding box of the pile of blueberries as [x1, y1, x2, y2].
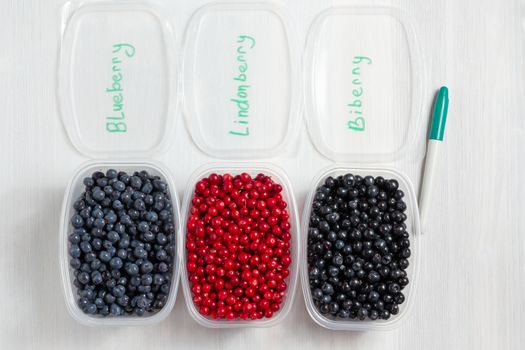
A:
[68, 169, 176, 317]
[307, 174, 411, 321]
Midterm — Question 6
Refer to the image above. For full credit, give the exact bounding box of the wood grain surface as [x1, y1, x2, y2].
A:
[0, 0, 523, 349]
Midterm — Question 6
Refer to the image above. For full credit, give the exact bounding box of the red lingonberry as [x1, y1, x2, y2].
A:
[186, 172, 292, 320]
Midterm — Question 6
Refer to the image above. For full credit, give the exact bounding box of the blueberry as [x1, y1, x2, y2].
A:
[112, 181, 126, 192]
[130, 176, 142, 189]
[332, 254, 343, 266]
[92, 189, 105, 201]
[153, 274, 164, 285]
[141, 261, 154, 274]
[119, 215, 132, 227]
[90, 259, 102, 270]
[94, 297, 105, 308]
[118, 237, 130, 249]
[88, 237, 101, 250]
[132, 191, 144, 201]
[73, 199, 86, 211]
[112, 200, 123, 211]
[98, 305, 109, 316]
[126, 263, 139, 276]
[115, 249, 126, 260]
[368, 271, 381, 283]
[128, 209, 140, 220]
[119, 173, 130, 184]
[107, 231, 120, 243]
[141, 274, 153, 286]
[134, 246, 147, 259]
[109, 257, 123, 270]
[321, 283, 334, 295]
[71, 215, 84, 228]
[99, 243, 112, 255]
[69, 257, 81, 269]
[160, 284, 170, 295]
[120, 192, 131, 203]
[114, 223, 125, 235]
[153, 180, 168, 192]
[83, 177, 95, 187]
[156, 233, 167, 245]
[103, 185, 113, 195]
[112, 285, 126, 298]
[93, 218, 105, 229]
[145, 212, 158, 222]
[137, 285, 151, 294]
[367, 185, 379, 198]
[99, 251, 112, 263]
[117, 295, 130, 308]
[103, 292, 116, 304]
[106, 169, 118, 179]
[141, 183, 153, 194]
[134, 296, 150, 309]
[79, 241, 92, 253]
[158, 262, 168, 273]
[91, 271, 103, 285]
[110, 303, 123, 316]
[134, 199, 146, 211]
[69, 232, 81, 244]
[326, 212, 339, 223]
[105, 212, 117, 225]
[85, 303, 97, 314]
[156, 249, 167, 261]
[143, 232, 155, 242]
[69, 244, 81, 258]
[149, 198, 162, 210]
[137, 221, 149, 233]
[78, 272, 90, 284]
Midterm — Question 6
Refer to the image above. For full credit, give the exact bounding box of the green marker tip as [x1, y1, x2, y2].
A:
[429, 86, 449, 141]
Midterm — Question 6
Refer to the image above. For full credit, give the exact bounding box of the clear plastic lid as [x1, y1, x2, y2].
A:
[58, 1, 177, 159]
[304, 7, 423, 163]
[182, 3, 299, 159]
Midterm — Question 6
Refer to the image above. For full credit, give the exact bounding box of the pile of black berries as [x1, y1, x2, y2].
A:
[307, 174, 411, 321]
[68, 169, 176, 317]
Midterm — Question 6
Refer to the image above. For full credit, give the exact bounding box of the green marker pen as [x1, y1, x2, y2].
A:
[419, 86, 449, 232]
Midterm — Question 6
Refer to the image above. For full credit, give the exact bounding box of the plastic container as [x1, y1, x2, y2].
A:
[180, 163, 300, 328]
[304, 6, 423, 163]
[59, 161, 182, 326]
[182, 2, 300, 159]
[301, 166, 421, 331]
[57, 1, 181, 326]
[301, 6, 425, 331]
[58, 0, 178, 159]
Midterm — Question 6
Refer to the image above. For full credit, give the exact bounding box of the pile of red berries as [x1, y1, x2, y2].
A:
[186, 172, 292, 320]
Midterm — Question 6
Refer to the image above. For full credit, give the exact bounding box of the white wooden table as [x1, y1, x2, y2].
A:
[1, 0, 524, 349]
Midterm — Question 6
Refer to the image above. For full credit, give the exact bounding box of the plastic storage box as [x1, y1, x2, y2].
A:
[178, 1, 301, 328]
[179, 163, 300, 328]
[182, 2, 300, 159]
[57, 1, 181, 326]
[301, 6, 425, 331]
